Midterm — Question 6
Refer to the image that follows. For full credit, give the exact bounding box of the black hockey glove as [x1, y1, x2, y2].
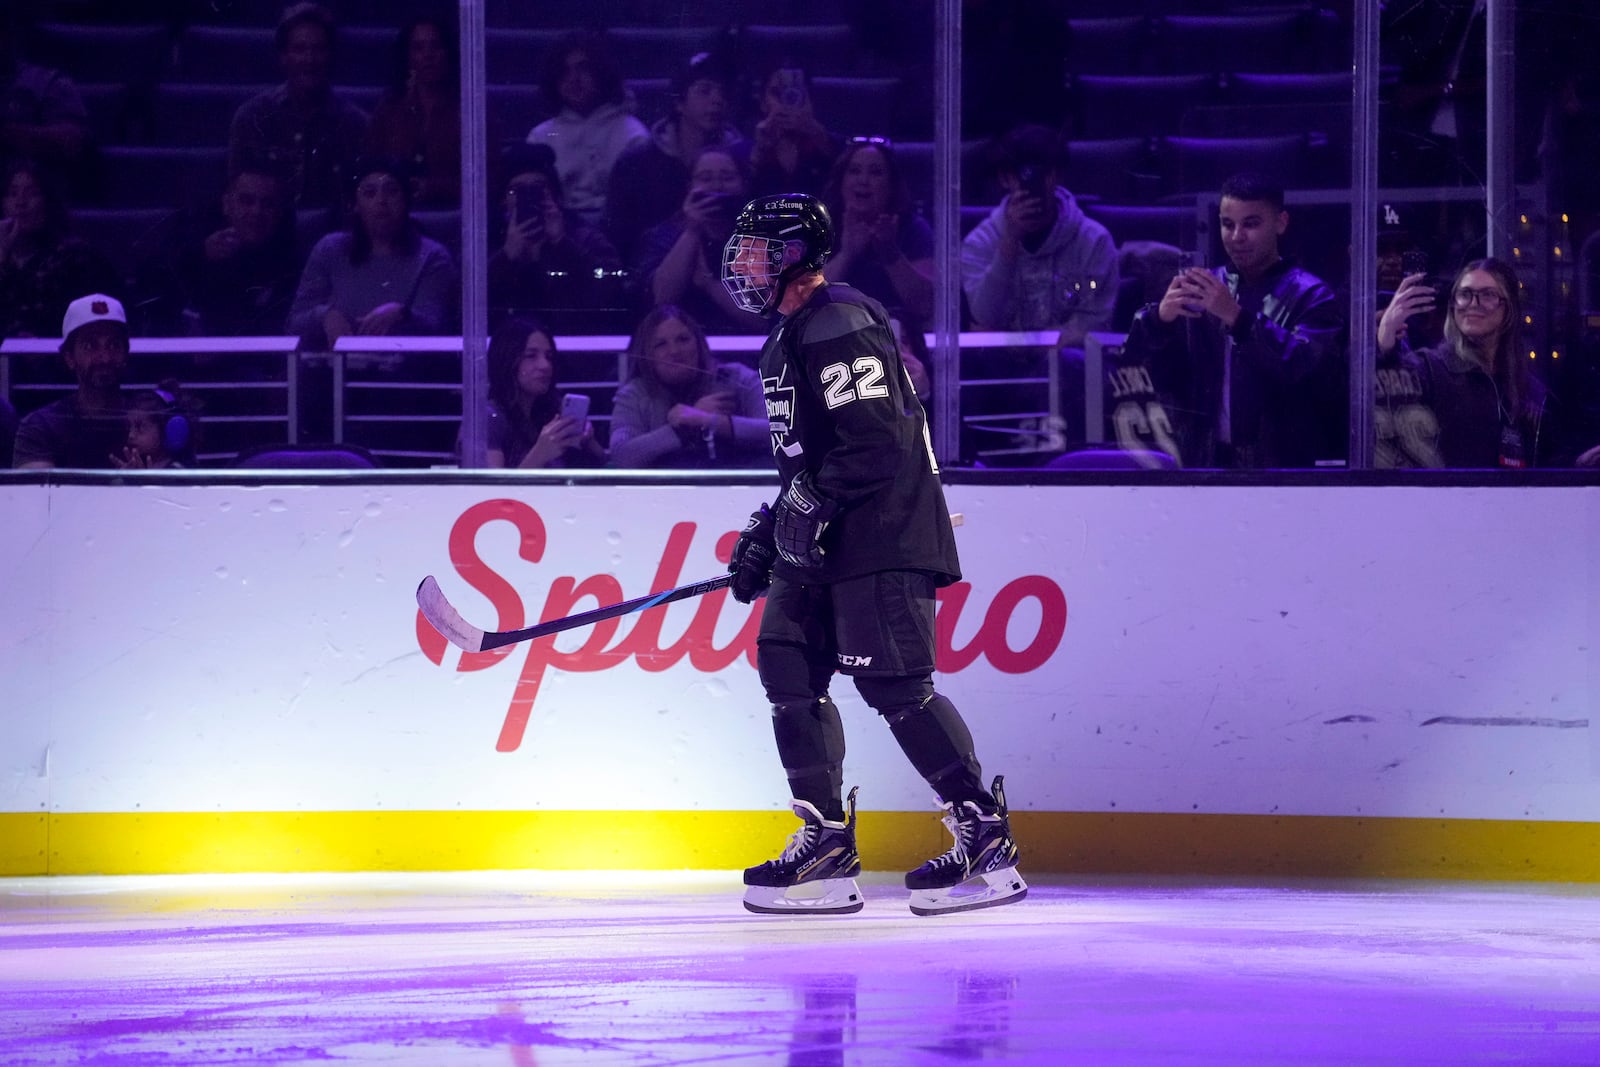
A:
[773, 472, 839, 571]
[728, 503, 777, 604]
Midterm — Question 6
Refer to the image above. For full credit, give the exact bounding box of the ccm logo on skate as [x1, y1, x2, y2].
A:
[416, 499, 1068, 753]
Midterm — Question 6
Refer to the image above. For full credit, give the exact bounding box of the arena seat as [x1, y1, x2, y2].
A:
[175, 26, 279, 84]
[739, 23, 859, 78]
[808, 76, 899, 139]
[485, 28, 569, 84]
[484, 0, 615, 28]
[177, 24, 392, 86]
[1065, 17, 1151, 77]
[70, 207, 176, 283]
[623, 78, 674, 127]
[33, 23, 171, 88]
[296, 208, 339, 260]
[1153, 12, 1310, 74]
[1084, 203, 1199, 249]
[97, 146, 229, 210]
[1071, 73, 1218, 139]
[1060, 137, 1158, 203]
[960, 204, 995, 236]
[413, 209, 463, 262]
[78, 83, 134, 147]
[1043, 448, 1178, 470]
[604, 26, 727, 80]
[149, 83, 266, 147]
[893, 140, 987, 210]
[487, 83, 548, 137]
[234, 443, 378, 469]
[1157, 133, 1312, 197]
[1227, 71, 1352, 107]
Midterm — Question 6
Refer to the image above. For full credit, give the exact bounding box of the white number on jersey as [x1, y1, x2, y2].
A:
[1375, 404, 1444, 468]
[1111, 400, 1182, 465]
[820, 356, 890, 409]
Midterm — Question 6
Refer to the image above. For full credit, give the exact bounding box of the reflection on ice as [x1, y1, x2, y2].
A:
[2, 872, 1599, 1065]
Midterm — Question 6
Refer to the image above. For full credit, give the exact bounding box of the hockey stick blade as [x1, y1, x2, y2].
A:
[416, 575, 488, 653]
[416, 573, 734, 653]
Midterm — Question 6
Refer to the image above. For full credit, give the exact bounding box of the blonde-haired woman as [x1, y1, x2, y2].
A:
[1378, 256, 1564, 467]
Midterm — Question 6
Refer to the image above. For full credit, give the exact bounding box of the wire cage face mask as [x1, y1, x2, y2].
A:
[721, 233, 789, 315]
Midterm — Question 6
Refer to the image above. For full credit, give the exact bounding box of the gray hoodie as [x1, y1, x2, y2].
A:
[960, 188, 1119, 341]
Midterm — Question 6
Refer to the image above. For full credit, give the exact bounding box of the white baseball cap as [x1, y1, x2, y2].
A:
[62, 293, 128, 341]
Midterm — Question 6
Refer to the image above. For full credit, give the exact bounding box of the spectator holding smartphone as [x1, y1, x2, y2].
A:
[488, 143, 621, 317]
[473, 315, 603, 469]
[960, 124, 1118, 346]
[747, 65, 838, 197]
[605, 50, 745, 266]
[1126, 171, 1346, 469]
[633, 144, 760, 336]
[1377, 257, 1569, 467]
[608, 303, 768, 469]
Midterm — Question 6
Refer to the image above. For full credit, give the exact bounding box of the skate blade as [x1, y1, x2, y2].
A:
[909, 867, 1027, 917]
[743, 878, 864, 916]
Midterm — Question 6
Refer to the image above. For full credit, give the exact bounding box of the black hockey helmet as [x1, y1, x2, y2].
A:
[720, 192, 834, 315]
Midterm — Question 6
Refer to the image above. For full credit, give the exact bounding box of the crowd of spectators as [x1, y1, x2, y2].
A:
[2, 1, 1598, 472]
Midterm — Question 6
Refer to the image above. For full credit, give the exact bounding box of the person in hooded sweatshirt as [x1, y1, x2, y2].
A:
[526, 31, 648, 232]
[960, 124, 1118, 346]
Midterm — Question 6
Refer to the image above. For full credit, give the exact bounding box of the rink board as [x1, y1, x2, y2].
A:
[1, 480, 1596, 877]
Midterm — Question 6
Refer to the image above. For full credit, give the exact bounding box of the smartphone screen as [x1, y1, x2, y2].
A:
[512, 185, 544, 228]
[560, 393, 590, 423]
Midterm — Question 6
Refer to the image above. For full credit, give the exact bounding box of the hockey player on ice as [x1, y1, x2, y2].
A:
[720, 192, 1026, 916]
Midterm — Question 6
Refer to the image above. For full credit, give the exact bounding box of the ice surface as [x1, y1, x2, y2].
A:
[2, 871, 1598, 1065]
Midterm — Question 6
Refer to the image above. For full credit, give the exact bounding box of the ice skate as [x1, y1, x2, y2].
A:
[743, 786, 864, 916]
[905, 775, 1027, 916]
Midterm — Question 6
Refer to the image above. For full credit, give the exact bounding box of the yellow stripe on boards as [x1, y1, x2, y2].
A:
[3, 811, 1597, 881]
[0, 813, 47, 873]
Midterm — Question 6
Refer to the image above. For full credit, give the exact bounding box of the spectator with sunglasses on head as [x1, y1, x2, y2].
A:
[1378, 256, 1571, 467]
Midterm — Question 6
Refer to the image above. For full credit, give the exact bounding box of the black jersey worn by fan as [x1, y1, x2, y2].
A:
[1375, 347, 1445, 468]
[1101, 336, 1193, 466]
[758, 282, 960, 586]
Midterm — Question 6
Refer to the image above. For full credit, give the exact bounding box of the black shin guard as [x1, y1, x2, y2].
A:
[770, 697, 847, 821]
[859, 678, 989, 808]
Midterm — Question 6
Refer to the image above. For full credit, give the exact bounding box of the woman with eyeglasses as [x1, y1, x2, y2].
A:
[1377, 257, 1565, 467]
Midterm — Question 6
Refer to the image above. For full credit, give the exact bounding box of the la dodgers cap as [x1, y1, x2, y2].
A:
[62, 293, 128, 341]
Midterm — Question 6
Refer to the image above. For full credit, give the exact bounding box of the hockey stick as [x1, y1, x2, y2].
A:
[417, 573, 732, 654]
[418, 512, 964, 654]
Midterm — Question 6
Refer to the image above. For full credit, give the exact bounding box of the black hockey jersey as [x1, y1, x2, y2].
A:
[1100, 336, 1193, 467]
[1375, 347, 1445, 468]
[759, 283, 961, 586]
